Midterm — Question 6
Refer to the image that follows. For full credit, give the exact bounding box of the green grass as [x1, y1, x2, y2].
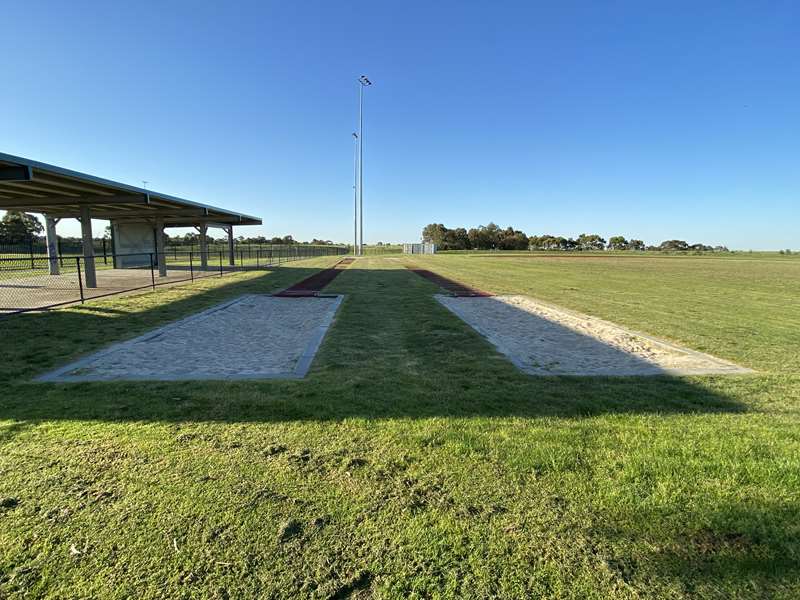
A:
[1, 255, 799, 598]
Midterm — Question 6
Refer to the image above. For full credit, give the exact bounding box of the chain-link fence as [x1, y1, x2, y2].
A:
[0, 246, 346, 315]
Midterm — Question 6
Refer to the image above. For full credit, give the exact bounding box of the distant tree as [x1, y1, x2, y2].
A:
[629, 239, 646, 251]
[465, 222, 503, 250]
[498, 226, 529, 250]
[577, 233, 606, 251]
[281, 235, 294, 244]
[0, 211, 43, 244]
[442, 227, 471, 250]
[607, 236, 629, 250]
[659, 240, 690, 252]
[422, 223, 448, 246]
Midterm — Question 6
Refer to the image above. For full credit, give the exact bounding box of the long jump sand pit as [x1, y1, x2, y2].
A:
[38, 294, 343, 382]
[437, 294, 752, 376]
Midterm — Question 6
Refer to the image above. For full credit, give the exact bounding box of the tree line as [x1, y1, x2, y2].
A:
[166, 233, 340, 246]
[422, 222, 731, 252]
[0, 211, 341, 247]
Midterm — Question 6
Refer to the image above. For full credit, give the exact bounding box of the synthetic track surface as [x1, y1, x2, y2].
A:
[405, 267, 493, 296]
[274, 258, 354, 297]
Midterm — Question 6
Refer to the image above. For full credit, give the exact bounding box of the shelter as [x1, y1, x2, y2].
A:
[0, 152, 261, 287]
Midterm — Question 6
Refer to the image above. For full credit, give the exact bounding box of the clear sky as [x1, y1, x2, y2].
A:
[2, 1, 798, 249]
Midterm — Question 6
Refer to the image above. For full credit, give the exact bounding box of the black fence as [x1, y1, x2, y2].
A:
[0, 246, 347, 315]
[1, 240, 347, 259]
[0, 239, 109, 260]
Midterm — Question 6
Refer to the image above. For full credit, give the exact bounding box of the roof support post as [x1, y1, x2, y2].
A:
[44, 215, 60, 275]
[227, 225, 235, 266]
[79, 205, 97, 288]
[198, 224, 208, 270]
[154, 218, 167, 277]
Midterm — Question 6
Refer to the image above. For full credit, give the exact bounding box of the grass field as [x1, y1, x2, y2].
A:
[1, 254, 798, 598]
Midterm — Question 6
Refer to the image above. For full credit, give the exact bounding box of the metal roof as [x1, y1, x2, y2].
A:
[0, 152, 261, 227]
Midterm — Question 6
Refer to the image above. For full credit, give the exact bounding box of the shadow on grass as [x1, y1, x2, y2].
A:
[594, 501, 800, 593]
[0, 263, 752, 423]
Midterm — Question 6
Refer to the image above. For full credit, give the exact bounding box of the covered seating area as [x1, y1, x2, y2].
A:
[0, 152, 261, 288]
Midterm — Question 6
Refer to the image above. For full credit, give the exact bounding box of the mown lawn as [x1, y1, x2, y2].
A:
[1, 254, 798, 599]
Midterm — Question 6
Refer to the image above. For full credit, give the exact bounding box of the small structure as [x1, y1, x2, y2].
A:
[403, 242, 436, 255]
[0, 152, 261, 287]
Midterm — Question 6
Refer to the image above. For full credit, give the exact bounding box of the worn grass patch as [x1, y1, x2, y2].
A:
[1, 255, 799, 598]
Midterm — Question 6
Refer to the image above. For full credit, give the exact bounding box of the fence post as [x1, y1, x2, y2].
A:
[29, 239, 35, 269]
[190, 251, 194, 281]
[76, 257, 85, 304]
[150, 253, 156, 290]
[219, 251, 223, 277]
[103, 238, 108, 265]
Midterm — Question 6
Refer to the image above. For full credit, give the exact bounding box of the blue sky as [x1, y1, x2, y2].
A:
[1, 1, 797, 249]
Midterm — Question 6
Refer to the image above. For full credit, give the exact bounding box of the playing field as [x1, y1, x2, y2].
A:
[1, 254, 798, 598]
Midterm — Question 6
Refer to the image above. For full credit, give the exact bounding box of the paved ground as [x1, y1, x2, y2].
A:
[38, 294, 343, 381]
[437, 294, 752, 376]
[0, 266, 231, 313]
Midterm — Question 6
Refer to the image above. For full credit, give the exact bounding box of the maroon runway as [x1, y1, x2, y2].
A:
[405, 267, 493, 297]
[274, 258, 355, 297]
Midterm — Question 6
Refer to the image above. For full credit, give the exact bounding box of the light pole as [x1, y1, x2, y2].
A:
[357, 75, 371, 256]
[352, 132, 358, 255]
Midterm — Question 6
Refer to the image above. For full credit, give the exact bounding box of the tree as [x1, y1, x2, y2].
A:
[442, 227, 471, 250]
[498, 227, 529, 250]
[422, 223, 448, 246]
[659, 240, 689, 252]
[466, 223, 502, 250]
[629, 239, 646, 251]
[577, 233, 606, 251]
[0, 211, 43, 244]
[607, 236, 629, 250]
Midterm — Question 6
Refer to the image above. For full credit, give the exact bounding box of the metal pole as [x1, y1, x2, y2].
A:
[358, 81, 364, 256]
[76, 257, 84, 304]
[353, 132, 359, 256]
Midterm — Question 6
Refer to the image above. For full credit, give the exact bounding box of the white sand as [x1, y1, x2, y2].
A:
[436, 294, 751, 376]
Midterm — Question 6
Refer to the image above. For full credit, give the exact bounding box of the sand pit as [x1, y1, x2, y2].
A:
[436, 294, 752, 376]
[38, 294, 343, 382]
